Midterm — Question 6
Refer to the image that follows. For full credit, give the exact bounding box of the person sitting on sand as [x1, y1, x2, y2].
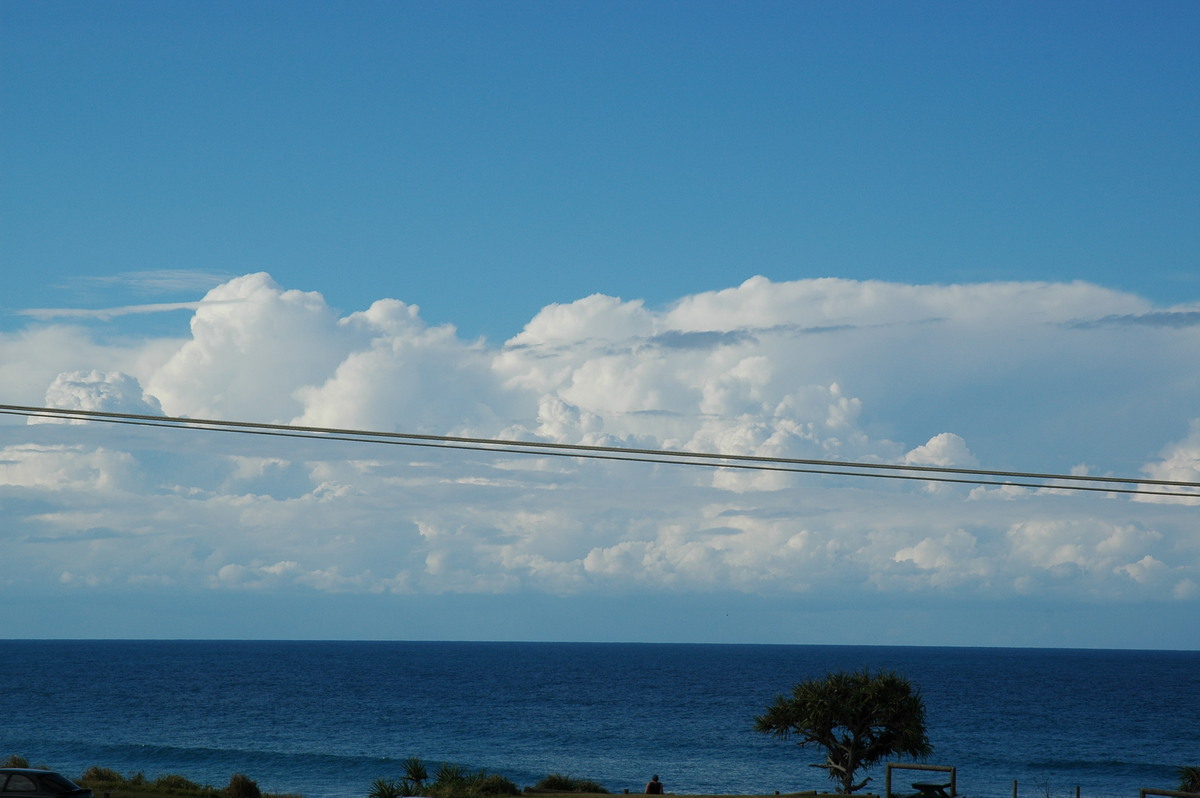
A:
[644, 775, 663, 794]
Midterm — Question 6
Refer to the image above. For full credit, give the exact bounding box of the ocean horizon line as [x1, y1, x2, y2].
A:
[5, 637, 1198, 654]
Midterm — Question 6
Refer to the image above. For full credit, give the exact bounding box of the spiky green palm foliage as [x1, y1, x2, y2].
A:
[369, 779, 404, 798]
[755, 668, 933, 794]
[1178, 766, 1200, 794]
[402, 758, 429, 791]
[433, 764, 468, 787]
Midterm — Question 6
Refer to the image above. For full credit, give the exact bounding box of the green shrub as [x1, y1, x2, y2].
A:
[130, 773, 147, 787]
[79, 767, 125, 786]
[225, 774, 261, 798]
[419, 766, 524, 798]
[426, 782, 463, 798]
[3, 756, 30, 769]
[1179, 766, 1200, 793]
[534, 775, 574, 792]
[154, 774, 203, 792]
[472, 775, 519, 796]
[532, 775, 607, 794]
[373, 762, 526, 798]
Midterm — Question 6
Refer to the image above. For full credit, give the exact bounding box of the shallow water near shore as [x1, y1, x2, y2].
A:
[2, 641, 1196, 798]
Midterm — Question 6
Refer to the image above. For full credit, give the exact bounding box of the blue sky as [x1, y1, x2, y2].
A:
[1, 1, 1198, 647]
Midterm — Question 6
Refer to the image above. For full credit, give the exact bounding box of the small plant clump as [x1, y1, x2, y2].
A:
[225, 774, 262, 798]
[4, 759, 300, 798]
[531, 775, 608, 794]
[80, 767, 125, 785]
[372, 759, 529, 798]
[426, 766, 519, 798]
[75, 767, 207, 794]
[154, 774, 204, 792]
[471, 775, 520, 796]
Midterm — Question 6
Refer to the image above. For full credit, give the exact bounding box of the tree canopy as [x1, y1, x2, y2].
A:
[755, 668, 933, 794]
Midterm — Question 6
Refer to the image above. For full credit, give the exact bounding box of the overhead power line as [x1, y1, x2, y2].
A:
[1, 403, 1198, 498]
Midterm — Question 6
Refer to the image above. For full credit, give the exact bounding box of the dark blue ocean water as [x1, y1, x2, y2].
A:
[1, 642, 1196, 798]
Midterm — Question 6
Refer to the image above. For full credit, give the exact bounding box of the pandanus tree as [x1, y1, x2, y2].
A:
[402, 758, 429, 792]
[755, 668, 933, 794]
[1178, 766, 1200, 794]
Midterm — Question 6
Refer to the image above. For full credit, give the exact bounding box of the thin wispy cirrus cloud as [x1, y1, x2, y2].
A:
[18, 270, 241, 321]
[2, 273, 1198, 647]
[57, 269, 238, 298]
[20, 301, 229, 322]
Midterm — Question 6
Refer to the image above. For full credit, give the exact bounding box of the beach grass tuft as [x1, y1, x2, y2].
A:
[531, 775, 609, 794]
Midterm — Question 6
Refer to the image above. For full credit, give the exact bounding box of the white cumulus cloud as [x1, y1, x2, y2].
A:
[3, 272, 1199, 639]
[40, 370, 163, 420]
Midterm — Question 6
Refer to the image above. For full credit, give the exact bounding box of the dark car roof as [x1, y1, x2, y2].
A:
[1, 769, 86, 786]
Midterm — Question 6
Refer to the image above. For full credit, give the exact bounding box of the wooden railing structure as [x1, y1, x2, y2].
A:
[885, 778, 1200, 798]
[884, 763, 957, 798]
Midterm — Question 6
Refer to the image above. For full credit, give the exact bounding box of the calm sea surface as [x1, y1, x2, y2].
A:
[2, 642, 1196, 798]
